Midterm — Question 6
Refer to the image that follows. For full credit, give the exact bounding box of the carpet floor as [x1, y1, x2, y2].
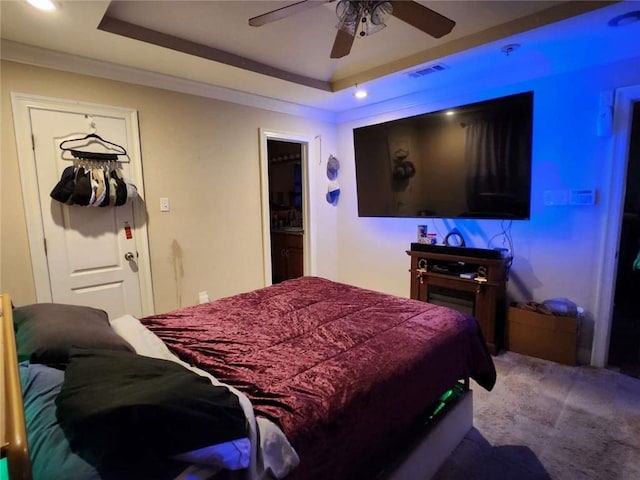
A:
[432, 351, 640, 480]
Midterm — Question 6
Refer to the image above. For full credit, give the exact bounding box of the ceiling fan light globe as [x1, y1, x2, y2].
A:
[364, 21, 386, 36]
[336, 0, 358, 20]
[336, 21, 357, 36]
[336, 0, 361, 36]
[370, 1, 392, 25]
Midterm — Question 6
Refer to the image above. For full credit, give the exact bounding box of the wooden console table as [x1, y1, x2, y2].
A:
[407, 245, 509, 355]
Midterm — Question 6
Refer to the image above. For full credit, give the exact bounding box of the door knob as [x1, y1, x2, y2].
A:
[124, 252, 135, 261]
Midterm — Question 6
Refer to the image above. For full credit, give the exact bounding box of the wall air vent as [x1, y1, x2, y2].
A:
[408, 63, 450, 78]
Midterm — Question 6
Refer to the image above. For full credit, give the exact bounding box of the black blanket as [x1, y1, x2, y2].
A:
[55, 348, 248, 472]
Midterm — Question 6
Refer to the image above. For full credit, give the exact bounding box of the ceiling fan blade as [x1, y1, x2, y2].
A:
[331, 5, 362, 59]
[390, 0, 455, 38]
[330, 26, 356, 58]
[249, 0, 329, 27]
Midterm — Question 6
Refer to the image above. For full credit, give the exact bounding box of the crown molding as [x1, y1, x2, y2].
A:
[0, 40, 337, 123]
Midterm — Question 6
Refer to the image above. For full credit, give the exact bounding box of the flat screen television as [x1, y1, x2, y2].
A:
[353, 91, 534, 219]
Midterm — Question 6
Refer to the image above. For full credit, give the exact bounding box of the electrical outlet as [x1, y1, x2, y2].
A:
[198, 291, 210, 304]
[160, 197, 170, 212]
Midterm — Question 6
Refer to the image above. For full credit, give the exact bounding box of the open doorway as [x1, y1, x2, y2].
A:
[607, 101, 640, 378]
[258, 128, 315, 287]
[267, 140, 304, 284]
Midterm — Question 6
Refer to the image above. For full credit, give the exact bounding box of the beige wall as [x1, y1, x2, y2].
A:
[1, 60, 338, 313]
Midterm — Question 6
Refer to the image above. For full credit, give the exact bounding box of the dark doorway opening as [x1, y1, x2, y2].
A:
[267, 140, 304, 284]
[608, 101, 640, 379]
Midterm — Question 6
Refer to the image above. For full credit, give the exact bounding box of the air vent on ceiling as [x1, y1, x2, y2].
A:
[408, 63, 450, 78]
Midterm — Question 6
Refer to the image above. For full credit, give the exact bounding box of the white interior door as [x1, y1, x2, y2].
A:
[11, 94, 154, 319]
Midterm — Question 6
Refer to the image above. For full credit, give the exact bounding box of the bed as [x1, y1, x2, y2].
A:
[2, 276, 496, 480]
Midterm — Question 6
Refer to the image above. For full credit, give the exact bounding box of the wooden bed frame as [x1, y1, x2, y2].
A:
[1, 294, 33, 480]
[1, 292, 472, 480]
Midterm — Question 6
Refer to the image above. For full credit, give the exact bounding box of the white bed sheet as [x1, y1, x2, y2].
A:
[109, 314, 299, 480]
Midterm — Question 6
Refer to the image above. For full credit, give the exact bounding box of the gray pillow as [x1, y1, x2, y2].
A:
[13, 303, 134, 365]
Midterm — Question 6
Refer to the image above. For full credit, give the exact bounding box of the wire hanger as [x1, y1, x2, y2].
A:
[59, 133, 128, 161]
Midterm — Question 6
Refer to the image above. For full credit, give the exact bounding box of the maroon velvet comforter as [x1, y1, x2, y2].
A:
[140, 276, 496, 479]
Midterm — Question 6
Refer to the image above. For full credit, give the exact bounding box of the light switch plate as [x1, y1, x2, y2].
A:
[160, 197, 170, 212]
[569, 189, 596, 205]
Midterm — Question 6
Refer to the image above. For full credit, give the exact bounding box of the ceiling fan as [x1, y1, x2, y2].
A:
[249, 0, 456, 59]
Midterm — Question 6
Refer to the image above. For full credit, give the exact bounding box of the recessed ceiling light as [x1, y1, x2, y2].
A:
[27, 0, 58, 11]
[445, 110, 455, 116]
[354, 88, 368, 99]
[608, 11, 640, 27]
